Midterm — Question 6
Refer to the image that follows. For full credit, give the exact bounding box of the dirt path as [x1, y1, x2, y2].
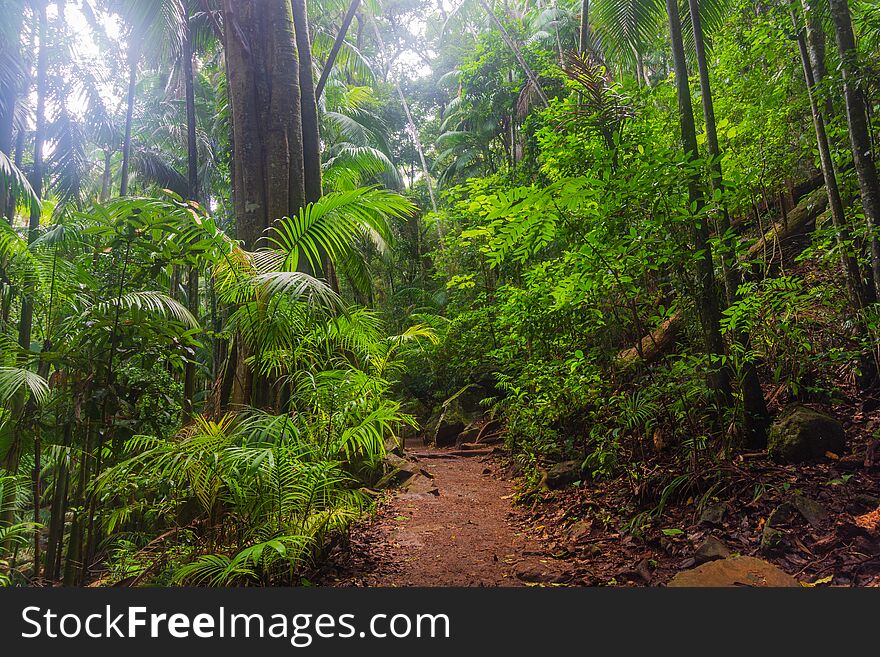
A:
[322, 446, 581, 586]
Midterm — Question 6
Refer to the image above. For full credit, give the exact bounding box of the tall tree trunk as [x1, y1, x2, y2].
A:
[292, 0, 322, 206]
[791, 1, 867, 309]
[315, 0, 360, 101]
[0, 9, 23, 218]
[579, 0, 590, 52]
[183, 14, 199, 417]
[99, 149, 112, 201]
[292, 0, 337, 290]
[223, 0, 306, 406]
[370, 19, 440, 221]
[803, 0, 833, 118]
[829, 0, 880, 299]
[688, 0, 768, 446]
[476, 0, 549, 108]
[44, 421, 70, 581]
[665, 0, 730, 403]
[2, 3, 47, 540]
[119, 47, 139, 197]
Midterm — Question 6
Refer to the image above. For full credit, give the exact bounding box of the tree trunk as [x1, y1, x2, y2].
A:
[292, 0, 323, 206]
[791, 1, 867, 309]
[803, 0, 833, 118]
[665, 0, 730, 404]
[183, 14, 199, 417]
[2, 4, 47, 540]
[579, 0, 590, 52]
[687, 0, 768, 447]
[119, 48, 139, 197]
[0, 9, 22, 219]
[44, 422, 70, 581]
[829, 0, 880, 299]
[315, 0, 360, 101]
[99, 149, 112, 201]
[223, 0, 307, 406]
[477, 0, 549, 108]
[370, 19, 439, 220]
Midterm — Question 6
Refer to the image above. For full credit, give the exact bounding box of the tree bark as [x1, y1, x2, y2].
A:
[665, 0, 730, 404]
[0, 8, 23, 219]
[687, 0, 768, 446]
[315, 0, 360, 101]
[183, 14, 200, 417]
[791, 1, 867, 309]
[476, 0, 549, 108]
[119, 48, 139, 197]
[802, 0, 833, 118]
[829, 0, 880, 299]
[579, 0, 590, 52]
[223, 0, 307, 406]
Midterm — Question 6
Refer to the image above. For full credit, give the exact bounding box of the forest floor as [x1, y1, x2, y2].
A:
[317, 398, 880, 587]
[318, 442, 580, 586]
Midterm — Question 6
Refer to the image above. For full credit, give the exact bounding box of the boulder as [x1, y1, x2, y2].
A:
[694, 536, 731, 564]
[374, 453, 425, 489]
[433, 392, 484, 447]
[761, 502, 797, 551]
[384, 436, 405, 457]
[667, 556, 799, 587]
[400, 474, 439, 496]
[791, 494, 828, 528]
[699, 502, 728, 526]
[767, 405, 846, 463]
[435, 417, 466, 447]
[543, 460, 583, 490]
[456, 422, 481, 446]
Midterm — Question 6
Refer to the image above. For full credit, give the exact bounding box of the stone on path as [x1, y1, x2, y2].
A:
[667, 556, 799, 587]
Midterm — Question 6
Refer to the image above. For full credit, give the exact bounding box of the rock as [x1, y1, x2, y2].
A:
[667, 556, 799, 587]
[384, 436, 405, 457]
[767, 405, 846, 463]
[400, 474, 439, 496]
[694, 536, 731, 564]
[456, 423, 481, 446]
[767, 502, 798, 526]
[699, 502, 728, 526]
[761, 502, 797, 551]
[543, 460, 583, 490]
[433, 395, 483, 447]
[566, 519, 593, 543]
[761, 527, 784, 551]
[475, 419, 502, 443]
[374, 454, 430, 489]
[435, 419, 465, 447]
[791, 494, 828, 528]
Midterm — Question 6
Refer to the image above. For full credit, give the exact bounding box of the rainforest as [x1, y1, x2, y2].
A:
[0, 0, 879, 588]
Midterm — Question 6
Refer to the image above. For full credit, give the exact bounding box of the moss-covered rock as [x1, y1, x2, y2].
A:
[767, 405, 845, 463]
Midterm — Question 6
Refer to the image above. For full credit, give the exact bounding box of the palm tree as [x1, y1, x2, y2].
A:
[828, 0, 880, 298]
[662, 0, 730, 407]
[108, 0, 186, 196]
[790, 0, 868, 310]
[314, 0, 361, 101]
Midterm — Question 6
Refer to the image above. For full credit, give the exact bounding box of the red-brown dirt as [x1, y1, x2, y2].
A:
[320, 448, 583, 586]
